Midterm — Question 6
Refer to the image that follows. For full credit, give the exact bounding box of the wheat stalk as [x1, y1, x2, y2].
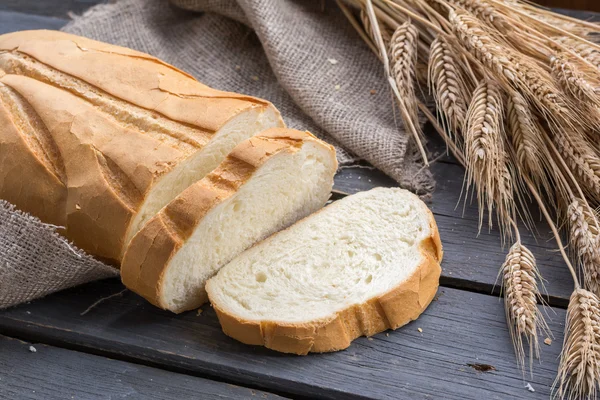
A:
[361, 8, 393, 48]
[363, 0, 429, 163]
[555, 288, 600, 400]
[521, 173, 600, 399]
[502, 0, 600, 40]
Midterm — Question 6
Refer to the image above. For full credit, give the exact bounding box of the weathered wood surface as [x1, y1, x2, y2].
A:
[0, 11, 66, 34]
[0, 279, 565, 400]
[0, 335, 285, 400]
[0, 1, 104, 18]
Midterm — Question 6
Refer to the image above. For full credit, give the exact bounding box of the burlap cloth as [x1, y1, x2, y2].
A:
[0, 0, 433, 309]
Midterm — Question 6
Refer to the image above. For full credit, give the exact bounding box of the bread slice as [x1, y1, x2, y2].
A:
[0, 30, 283, 262]
[206, 188, 443, 355]
[121, 128, 338, 313]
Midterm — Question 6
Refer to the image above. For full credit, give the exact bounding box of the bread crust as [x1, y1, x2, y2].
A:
[208, 207, 443, 355]
[121, 128, 337, 311]
[0, 30, 283, 263]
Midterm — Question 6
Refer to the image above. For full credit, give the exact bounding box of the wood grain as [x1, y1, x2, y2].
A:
[0, 278, 566, 400]
[0, 11, 66, 35]
[0, 1, 104, 18]
[0, 334, 285, 400]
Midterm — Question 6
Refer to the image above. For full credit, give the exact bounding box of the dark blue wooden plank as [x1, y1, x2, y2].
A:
[0, 279, 566, 400]
[0, 11, 67, 34]
[0, 1, 103, 18]
[0, 335, 286, 400]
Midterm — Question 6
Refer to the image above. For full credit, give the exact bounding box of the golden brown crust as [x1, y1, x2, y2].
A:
[0, 30, 282, 263]
[0, 30, 272, 129]
[210, 208, 443, 355]
[120, 128, 336, 310]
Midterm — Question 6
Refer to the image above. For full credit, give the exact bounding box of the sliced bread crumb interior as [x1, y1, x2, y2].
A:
[121, 129, 337, 313]
[124, 106, 282, 251]
[206, 188, 443, 354]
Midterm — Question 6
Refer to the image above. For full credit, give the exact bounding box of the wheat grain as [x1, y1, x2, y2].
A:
[390, 21, 422, 140]
[428, 35, 471, 135]
[450, 0, 553, 62]
[502, 242, 546, 370]
[555, 288, 600, 400]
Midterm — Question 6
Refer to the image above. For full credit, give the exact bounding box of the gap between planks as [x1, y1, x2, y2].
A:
[0, 334, 287, 400]
[0, 282, 564, 400]
[0, 327, 305, 400]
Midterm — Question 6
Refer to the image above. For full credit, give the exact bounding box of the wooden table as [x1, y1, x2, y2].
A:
[1, 2, 595, 399]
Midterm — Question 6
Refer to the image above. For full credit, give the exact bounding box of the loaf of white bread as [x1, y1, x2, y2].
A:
[206, 188, 442, 354]
[0, 30, 283, 263]
[0, 31, 442, 354]
[121, 128, 338, 313]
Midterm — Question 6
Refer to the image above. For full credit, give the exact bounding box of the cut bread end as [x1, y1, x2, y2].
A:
[123, 105, 284, 254]
[121, 128, 338, 313]
[206, 188, 443, 355]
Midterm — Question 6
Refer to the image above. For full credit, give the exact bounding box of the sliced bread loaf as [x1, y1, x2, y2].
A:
[0, 30, 283, 262]
[206, 188, 443, 355]
[121, 128, 338, 313]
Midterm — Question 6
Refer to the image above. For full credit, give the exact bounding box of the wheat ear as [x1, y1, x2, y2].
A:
[390, 21, 422, 141]
[428, 35, 471, 135]
[464, 79, 513, 233]
[450, 10, 577, 128]
[555, 288, 600, 400]
[363, 0, 428, 164]
[551, 52, 600, 106]
[569, 200, 600, 297]
[552, 127, 600, 205]
[493, 0, 600, 40]
[502, 238, 548, 372]
[520, 176, 598, 398]
[446, 0, 510, 32]
[554, 36, 600, 70]
[506, 90, 554, 196]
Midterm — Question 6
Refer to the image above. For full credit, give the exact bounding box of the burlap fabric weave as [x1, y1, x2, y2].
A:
[0, 0, 434, 308]
[0, 201, 118, 308]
